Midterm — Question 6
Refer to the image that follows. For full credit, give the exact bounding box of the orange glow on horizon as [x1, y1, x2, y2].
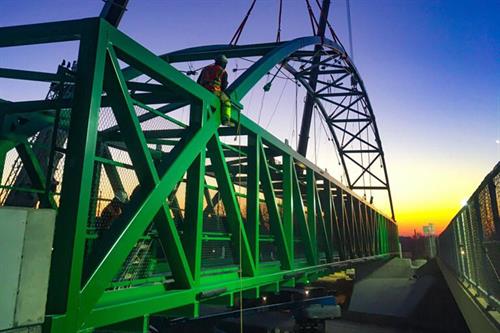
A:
[384, 157, 497, 237]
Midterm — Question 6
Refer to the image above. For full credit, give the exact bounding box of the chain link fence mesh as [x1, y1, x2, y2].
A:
[438, 163, 500, 309]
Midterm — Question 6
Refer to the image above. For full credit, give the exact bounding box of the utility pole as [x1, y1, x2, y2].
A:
[297, 0, 331, 157]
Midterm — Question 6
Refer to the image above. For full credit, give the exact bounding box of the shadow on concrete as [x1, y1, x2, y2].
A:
[343, 258, 470, 333]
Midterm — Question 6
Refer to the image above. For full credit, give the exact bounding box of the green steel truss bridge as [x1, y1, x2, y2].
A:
[0, 10, 399, 333]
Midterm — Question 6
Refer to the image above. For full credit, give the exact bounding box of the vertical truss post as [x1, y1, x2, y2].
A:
[183, 101, 207, 284]
[315, 188, 332, 261]
[292, 167, 315, 265]
[247, 134, 260, 272]
[365, 206, 375, 256]
[364, 204, 371, 256]
[321, 180, 334, 261]
[207, 134, 255, 277]
[374, 212, 380, 254]
[384, 215, 389, 254]
[378, 214, 384, 254]
[354, 199, 362, 257]
[378, 213, 383, 254]
[354, 200, 363, 257]
[357, 200, 367, 256]
[259, 139, 292, 269]
[377, 214, 383, 254]
[366, 207, 372, 255]
[330, 188, 342, 259]
[382, 216, 388, 253]
[87, 143, 103, 231]
[333, 187, 346, 259]
[365, 206, 373, 256]
[344, 195, 356, 258]
[46, 19, 107, 330]
[282, 154, 294, 266]
[306, 168, 318, 263]
[358, 201, 367, 257]
[356, 200, 364, 256]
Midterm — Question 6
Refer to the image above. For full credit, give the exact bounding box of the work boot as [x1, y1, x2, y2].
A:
[222, 117, 234, 126]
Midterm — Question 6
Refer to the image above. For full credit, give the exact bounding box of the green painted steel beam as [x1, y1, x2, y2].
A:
[101, 102, 188, 135]
[246, 134, 260, 272]
[320, 180, 334, 260]
[0, 18, 90, 47]
[315, 186, 332, 261]
[0, 67, 72, 82]
[282, 154, 294, 266]
[306, 169, 318, 264]
[292, 166, 316, 265]
[183, 102, 206, 284]
[76, 43, 205, 327]
[104, 20, 217, 106]
[259, 138, 292, 270]
[0, 99, 69, 114]
[131, 99, 187, 128]
[46, 20, 108, 330]
[100, 45, 194, 290]
[15, 141, 56, 209]
[79, 253, 392, 330]
[0, 17, 401, 333]
[206, 134, 256, 276]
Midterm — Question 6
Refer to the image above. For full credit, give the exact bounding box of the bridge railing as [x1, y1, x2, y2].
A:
[438, 162, 500, 312]
[0, 18, 399, 333]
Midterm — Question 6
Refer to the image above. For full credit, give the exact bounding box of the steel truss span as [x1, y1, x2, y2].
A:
[0, 18, 398, 333]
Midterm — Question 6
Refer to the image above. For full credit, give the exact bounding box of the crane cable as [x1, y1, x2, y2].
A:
[313, 105, 318, 164]
[257, 74, 271, 124]
[346, 0, 354, 59]
[304, 0, 319, 35]
[276, 0, 283, 42]
[313, 0, 349, 55]
[265, 79, 289, 129]
[230, 0, 257, 46]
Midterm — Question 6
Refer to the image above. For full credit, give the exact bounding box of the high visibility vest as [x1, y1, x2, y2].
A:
[199, 64, 225, 92]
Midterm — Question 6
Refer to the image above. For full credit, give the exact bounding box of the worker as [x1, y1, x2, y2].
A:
[98, 190, 129, 232]
[197, 55, 232, 125]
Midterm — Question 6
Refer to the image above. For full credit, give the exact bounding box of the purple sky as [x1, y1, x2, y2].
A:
[1, 0, 499, 234]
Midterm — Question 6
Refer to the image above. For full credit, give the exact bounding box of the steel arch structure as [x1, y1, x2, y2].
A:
[128, 36, 395, 219]
[0, 18, 398, 333]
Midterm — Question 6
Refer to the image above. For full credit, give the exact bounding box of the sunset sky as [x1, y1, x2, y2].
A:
[1, 0, 499, 236]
